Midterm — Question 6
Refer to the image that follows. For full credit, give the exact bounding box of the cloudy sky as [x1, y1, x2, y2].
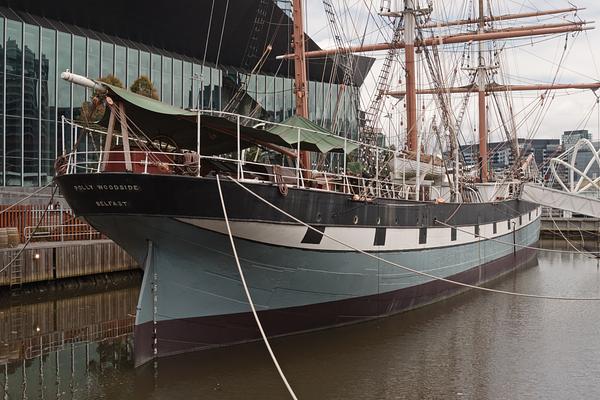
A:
[304, 0, 600, 147]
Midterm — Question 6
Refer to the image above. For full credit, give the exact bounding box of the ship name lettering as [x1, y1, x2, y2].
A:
[95, 200, 129, 207]
[73, 184, 95, 191]
[95, 184, 141, 191]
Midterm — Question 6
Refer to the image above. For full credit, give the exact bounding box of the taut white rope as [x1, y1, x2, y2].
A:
[226, 176, 600, 301]
[216, 175, 298, 400]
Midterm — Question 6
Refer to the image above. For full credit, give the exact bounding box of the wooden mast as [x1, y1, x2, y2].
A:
[477, 0, 488, 182]
[405, 0, 418, 152]
[292, 0, 310, 170]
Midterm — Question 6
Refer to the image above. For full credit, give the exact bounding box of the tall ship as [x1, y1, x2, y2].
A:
[53, 0, 597, 366]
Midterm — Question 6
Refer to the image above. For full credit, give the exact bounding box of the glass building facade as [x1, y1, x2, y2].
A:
[0, 14, 360, 187]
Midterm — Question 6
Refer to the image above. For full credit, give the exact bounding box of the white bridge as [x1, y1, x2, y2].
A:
[520, 183, 600, 219]
[520, 138, 600, 219]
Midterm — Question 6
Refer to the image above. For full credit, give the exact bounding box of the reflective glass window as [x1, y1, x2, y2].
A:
[87, 39, 100, 79]
[192, 63, 202, 108]
[161, 56, 172, 104]
[274, 77, 283, 122]
[202, 66, 211, 109]
[6, 19, 22, 116]
[72, 36, 87, 122]
[114, 45, 126, 84]
[23, 24, 40, 118]
[264, 75, 275, 121]
[6, 20, 23, 185]
[173, 59, 182, 108]
[57, 32, 72, 152]
[5, 116, 21, 186]
[183, 61, 192, 108]
[101, 42, 113, 77]
[23, 117, 38, 186]
[327, 84, 338, 130]
[151, 54, 161, 99]
[284, 78, 293, 119]
[255, 74, 265, 116]
[127, 48, 139, 88]
[139, 51, 150, 77]
[0, 17, 4, 71]
[41, 119, 55, 184]
[41, 28, 56, 120]
[211, 68, 220, 110]
[308, 81, 316, 121]
[316, 82, 324, 126]
[24, 24, 41, 186]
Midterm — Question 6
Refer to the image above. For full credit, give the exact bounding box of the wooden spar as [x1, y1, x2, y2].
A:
[386, 82, 600, 97]
[292, 0, 310, 170]
[478, 0, 488, 182]
[490, 21, 594, 34]
[405, 0, 418, 152]
[276, 23, 592, 60]
[421, 7, 582, 30]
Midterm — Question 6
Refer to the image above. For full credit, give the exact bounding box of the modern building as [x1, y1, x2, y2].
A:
[0, 0, 373, 187]
[460, 138, 562, 177]
[561, 129, 591, 150]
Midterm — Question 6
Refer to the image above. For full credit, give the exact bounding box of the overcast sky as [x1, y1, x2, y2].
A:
[304, 0, 600, 146]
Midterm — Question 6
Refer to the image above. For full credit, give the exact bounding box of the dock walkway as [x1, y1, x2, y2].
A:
[541, 217, 600, 239]
[0, 240, 138, 288]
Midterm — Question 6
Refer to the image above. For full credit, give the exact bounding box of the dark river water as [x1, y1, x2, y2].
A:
[2, 239, 600, 399]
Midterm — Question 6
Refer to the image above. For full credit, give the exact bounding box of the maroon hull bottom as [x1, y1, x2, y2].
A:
[134, 247, 538, 365]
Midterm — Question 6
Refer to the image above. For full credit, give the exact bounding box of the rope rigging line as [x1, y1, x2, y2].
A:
[0, 184, 59, 275]
[215, 175, 298, 400]
[0, 181, 55, 216]
[225, 176, 600, 301]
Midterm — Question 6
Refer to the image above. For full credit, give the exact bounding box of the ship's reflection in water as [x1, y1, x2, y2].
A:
[2, 240, 600, 399]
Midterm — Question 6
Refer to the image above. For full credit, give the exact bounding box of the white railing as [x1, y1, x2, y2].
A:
[24, 224, 102, 241]
[60, 115, 442, 201]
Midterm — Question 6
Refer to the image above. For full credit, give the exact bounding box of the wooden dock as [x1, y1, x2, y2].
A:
[0, 240, 138, 288]
[541, 217, 600, 239]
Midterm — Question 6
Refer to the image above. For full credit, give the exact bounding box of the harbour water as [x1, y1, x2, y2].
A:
[1, 240, 600, 399]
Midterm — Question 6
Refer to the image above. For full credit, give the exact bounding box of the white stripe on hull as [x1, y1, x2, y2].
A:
[176, 206, 542, 252]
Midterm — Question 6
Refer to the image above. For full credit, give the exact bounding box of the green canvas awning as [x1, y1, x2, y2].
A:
[100, 83, 356, 155]
[267, 115, 358, 154]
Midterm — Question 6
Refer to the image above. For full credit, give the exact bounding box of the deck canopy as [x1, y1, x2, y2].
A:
[267, 116, 358, 153]
[101, 84, 355, 155]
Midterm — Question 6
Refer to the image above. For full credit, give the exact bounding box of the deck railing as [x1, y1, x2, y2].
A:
[59, 115, 445, 202]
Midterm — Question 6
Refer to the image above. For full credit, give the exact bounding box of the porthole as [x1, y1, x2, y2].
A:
[395, 217, 399, 225]
[316, 213, 322, 222]
[377, 217, 381, 225]
[353, 215, 359, 225]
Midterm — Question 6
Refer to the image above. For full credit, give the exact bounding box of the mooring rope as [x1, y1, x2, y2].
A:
[216, 175, 298, 400]
[0, 181, 55, 216]
[225, 176, 600, 301]
[0, 184, 58, 275]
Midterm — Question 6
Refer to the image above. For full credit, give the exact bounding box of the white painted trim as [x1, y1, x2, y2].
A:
[177, 207, 541, 252]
